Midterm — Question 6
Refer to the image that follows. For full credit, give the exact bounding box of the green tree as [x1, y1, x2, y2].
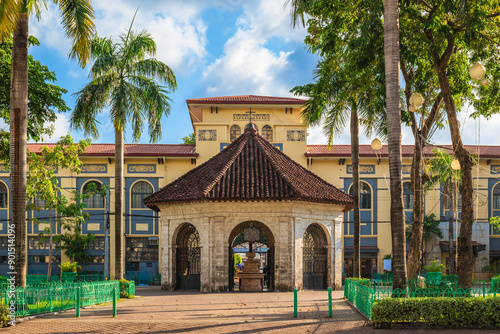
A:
[27, 135, 90, 279]
[289, 0, 385, 279]
[400, 1, 500, 289]
[426, 148, 463, 276]
[0, 0, 95, 287]
[71, 18, 177, 279]
[182, 132, 196, 145]
[54, 184, 109, 264]
[406, 213, 443, 268]
[0, 36, 69, 162]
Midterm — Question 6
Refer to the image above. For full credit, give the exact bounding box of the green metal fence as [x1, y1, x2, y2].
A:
[0, 280, 120, 317]
[344, 279, 374, 320]
[345, 277, 500, 321]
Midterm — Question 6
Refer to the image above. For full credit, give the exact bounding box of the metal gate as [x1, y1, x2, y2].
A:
[176, 224, 201, 290]
[303, 224, 327, 290]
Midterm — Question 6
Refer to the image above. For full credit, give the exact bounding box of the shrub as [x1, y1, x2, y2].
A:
[373, 297, 500, 328]
[119, 278, 135, 298]
[346, 277, 371, 287]
[59, 262, 81, 273]
[0, 304, 9, 328]
[423, 260, 445, 273]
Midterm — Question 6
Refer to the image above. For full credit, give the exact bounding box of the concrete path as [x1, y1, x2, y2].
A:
[3, 287, 497, 333]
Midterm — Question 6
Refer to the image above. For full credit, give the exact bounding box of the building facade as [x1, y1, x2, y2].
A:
[0, 95, 499, 285]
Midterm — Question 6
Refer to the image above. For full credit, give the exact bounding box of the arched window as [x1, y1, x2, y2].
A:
[262, 125, 273, 142]
[131, 181, 153, 208]
[230, 125, 241, 142]
[349, 181, 372, 209]
[83, 181, 104, 209]
[403, 182, 414, 210]
[0, 182, 7, 208]
[493, 184, 500, 210]
[245, 123, 258, 132]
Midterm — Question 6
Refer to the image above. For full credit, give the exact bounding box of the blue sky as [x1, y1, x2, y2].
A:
[14, 0, 500, 147]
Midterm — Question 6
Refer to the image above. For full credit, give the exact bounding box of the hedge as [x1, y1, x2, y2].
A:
[0, 304, 9, 328]
[373, 297, 500, 328]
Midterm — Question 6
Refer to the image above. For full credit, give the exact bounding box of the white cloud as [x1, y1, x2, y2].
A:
[202, 0, 307, 96]
[30, 1, 208, 72]
[203, 29, 292, 96]
[42, 113, 70, 142]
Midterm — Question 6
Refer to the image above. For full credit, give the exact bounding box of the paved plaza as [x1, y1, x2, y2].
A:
[3, 287, 499, 333]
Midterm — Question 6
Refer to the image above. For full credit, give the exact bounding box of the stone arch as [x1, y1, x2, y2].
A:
[302, 223, 329, 290]
[227, 220, 275, 291]
[173, 223, 201, 290]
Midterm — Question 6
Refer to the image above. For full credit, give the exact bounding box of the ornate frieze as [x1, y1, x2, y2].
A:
[0, 165, 8, 173]
[198, 130, 217, 141]
[127, 164, 156, 173]
[402, 165, 412, 174]
[346, 165, 375, 174]
[233, 114, 270, 121]
[286, 130, 305, 142]
[491, 165, 500, 174]
[81, 164, 107, 173]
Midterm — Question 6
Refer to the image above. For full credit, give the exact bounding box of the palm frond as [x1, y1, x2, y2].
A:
[27, 0, 48, 20]
[71, 73, 117, 137]
[0, 0, 21, 42]
[131, 59, 176, 89]
[59, 0, 96, 67]
[121, 30, 156, 65]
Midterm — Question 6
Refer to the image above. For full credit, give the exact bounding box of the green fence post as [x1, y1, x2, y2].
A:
[328, 287, 332, 318]
[113, 287, 117, 317]
[76, 287, 81, 318]
[293, 288, 297, 318]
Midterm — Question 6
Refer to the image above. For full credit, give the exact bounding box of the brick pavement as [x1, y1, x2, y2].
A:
[3, 287, 499, 333]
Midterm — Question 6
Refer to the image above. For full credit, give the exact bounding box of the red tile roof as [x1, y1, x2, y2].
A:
[27, 143, 198, 157]
[306, 144, 500, 158]
[144, 127, 353, 211]
[186, 95, 307, 105]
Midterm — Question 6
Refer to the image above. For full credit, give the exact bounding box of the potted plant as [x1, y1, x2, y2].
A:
[423, 260, 445, 284]
[59, 262, 81, 282]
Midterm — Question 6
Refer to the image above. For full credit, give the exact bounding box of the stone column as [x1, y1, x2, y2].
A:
[211, 216, 226, 291]
[277, 216, 292, 291]
[160, 217, 172, 290]
[333, 213, 343, 290]
[294, 217, 304, 290]
[197, 218, 210, 292]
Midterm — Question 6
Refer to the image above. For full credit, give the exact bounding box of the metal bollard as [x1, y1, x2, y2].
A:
[328, 287, 332, 318]
[113, 287, 117, 317]
[293, 288, 297, 318]
[76, 287, 81, 318]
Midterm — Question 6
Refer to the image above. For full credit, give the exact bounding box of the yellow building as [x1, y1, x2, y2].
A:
[1, 95, 499, 285]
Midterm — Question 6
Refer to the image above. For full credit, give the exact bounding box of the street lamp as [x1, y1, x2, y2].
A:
[371, 138, 383, 151]
[408, 93, 423, 112]
[469, 62, 486, 81]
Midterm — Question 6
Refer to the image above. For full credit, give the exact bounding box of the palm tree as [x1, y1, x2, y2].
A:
[426, 148, 461, 275]
[71, 20, 177, 279]
[288, 0, 385, 279]
[383, 0, 407, 290]
[0, 0, 95, 287]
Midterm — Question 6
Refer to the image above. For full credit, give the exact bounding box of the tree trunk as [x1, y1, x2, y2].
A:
[47, 210, 53, 280]
[10, 13, 29, 288]
[435, 58, 474, 289]
[351, 106, 360, 278]
[383, 0, 407, 290]
[449, 178, 455, 276]
[115, 129, 124, 279]
[407, 142, 424, 279]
